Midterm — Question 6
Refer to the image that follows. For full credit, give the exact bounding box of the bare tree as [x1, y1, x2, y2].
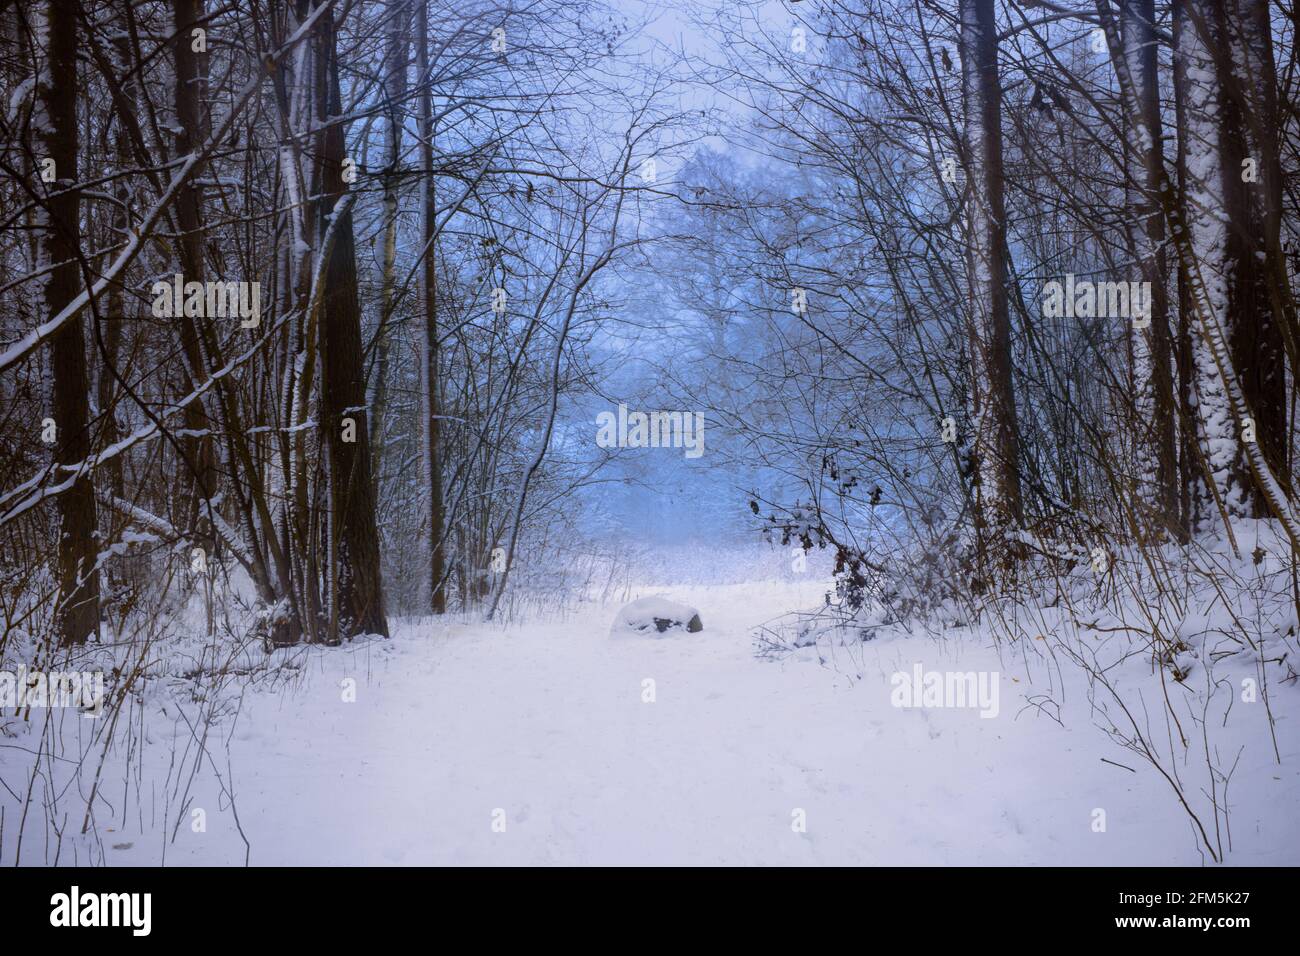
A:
[417, 0, 447, 614]
[37, 0, 99, 644]
[316, 1, 388, 640]
[960, 0, 1022, 560]
[1119, 0, 1179, 539]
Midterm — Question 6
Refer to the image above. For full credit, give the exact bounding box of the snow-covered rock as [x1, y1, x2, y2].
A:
[611, 596, 703, 637]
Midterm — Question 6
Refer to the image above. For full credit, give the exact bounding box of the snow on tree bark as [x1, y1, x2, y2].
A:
[1177, 0, 1247, 522]
[1117, 0, 1180, 539]
[1159, 0, 1300, 548]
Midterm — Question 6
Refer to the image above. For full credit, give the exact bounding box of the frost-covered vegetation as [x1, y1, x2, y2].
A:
[2, 0, 1299, 865]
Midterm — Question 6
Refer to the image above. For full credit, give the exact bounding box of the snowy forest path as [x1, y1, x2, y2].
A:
[103, 580, 1298, 865]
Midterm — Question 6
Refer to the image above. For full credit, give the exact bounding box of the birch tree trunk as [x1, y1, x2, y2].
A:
[1119, 0, 1179, 540]
[1165, 0, 1300, 547]
[1177, 0, 1247, 522]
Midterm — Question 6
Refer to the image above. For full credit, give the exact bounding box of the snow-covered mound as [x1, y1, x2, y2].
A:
[611, 596, 703, 637]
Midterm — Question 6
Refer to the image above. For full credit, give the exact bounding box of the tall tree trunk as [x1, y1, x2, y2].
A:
[316, 3, 388, 640]
[1172, 0, 1200, 539]
[99, 31, 135, 508]
[1177, 0, 1247, 523]
[371, 0, 410, 493]
[172, 0, 220, 548]
[38, 0, 99, 645]
[1119, 0, 1179, 539]
[1223, 0, 1292, 515]
[276, 0, 324, 643]
[419, 0, 447, 614]
[1166, 0, 1300, 547]
[959, 0, 1022, 558]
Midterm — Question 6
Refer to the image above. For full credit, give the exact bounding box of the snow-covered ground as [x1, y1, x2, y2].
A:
[12, 576, 1294, 866]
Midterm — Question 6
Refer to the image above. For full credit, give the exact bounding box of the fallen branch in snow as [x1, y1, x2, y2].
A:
[1100, 756, 1137, 773]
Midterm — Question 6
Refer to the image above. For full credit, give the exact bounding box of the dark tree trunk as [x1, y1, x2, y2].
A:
[1223, 0, 1292, 515]
[171, 0, 220, 545]
[1171, 0, 1201, 539]
[418, 0, 447, 614]
[39, 0, 99, 645]
[98, 31, 135, 508]
[959, 0, 1022, 554]
[316, 4, 388, 640]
